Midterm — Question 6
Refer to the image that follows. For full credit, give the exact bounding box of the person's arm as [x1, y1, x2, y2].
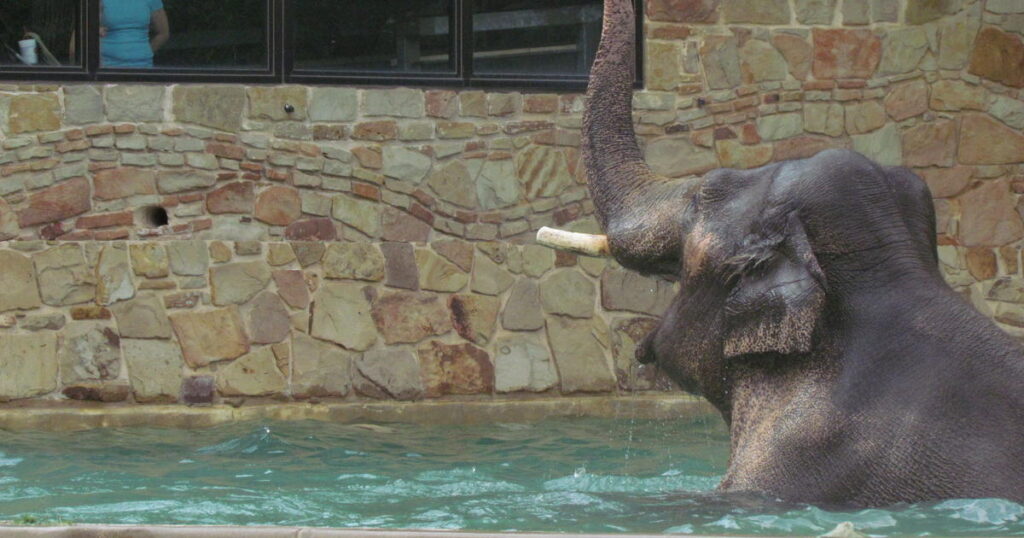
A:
[149, 9, 169, 52]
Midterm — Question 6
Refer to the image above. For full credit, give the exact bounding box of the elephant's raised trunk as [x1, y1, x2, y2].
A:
[575, 0, 697, 274]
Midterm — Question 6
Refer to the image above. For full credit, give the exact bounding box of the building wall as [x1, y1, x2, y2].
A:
[1, 0, 1024, 406]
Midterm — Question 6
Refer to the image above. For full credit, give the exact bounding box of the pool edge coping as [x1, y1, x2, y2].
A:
[0, 394, 716, 431]
[0, 525, 760, 537]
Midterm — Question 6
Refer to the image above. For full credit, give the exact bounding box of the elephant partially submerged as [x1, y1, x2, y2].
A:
[542, 0, 1024, 507]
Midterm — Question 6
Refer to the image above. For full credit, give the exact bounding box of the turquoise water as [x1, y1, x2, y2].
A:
[0, 416, 1022, 535]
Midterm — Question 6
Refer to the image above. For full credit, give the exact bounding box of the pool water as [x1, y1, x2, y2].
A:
[1, 416, 1022, 535]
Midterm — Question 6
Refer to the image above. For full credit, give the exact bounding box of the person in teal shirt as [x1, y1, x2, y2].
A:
[100, 0, 170, 67]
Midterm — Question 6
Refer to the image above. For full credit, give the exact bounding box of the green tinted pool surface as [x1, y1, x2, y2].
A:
[0, 416, 1021, 536]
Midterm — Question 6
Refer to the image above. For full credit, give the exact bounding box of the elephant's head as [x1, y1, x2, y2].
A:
[571, 0, 940, 415]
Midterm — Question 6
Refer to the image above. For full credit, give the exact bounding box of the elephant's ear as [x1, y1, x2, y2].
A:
[722, 212, 825, 359]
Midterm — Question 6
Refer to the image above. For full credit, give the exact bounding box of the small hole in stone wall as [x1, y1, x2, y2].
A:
[138, 206, 169, 228]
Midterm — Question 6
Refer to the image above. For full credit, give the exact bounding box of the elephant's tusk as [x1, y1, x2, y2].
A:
[535, 226, 611, 257]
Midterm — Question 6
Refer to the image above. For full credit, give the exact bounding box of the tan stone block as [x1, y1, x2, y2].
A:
[0, 332, 58, 400]
[323, 243, 385, 281]
[968, 26, 1024, 88]
[123, 339, 184, 403]
[884, 79, 929, 121]
[248, 86, 308, 121]
[958, 113, 1024, 165]
[170, 306, 250, 367]
[723, 0, 790, 23]
[130, 243, 169, 278]
[545, 316, 615, 393]
[0, 249, 40, 312]
[804, 103, 844, 137]
[310, 282, 377, 351]
[8, 94, 59, 134]
[33, 243, 96, 306]
[959, 180, 1024, 247]
[902, 120, 957, 168]
[416, 248, 469, 293]
[844, 101, 886, 135]
[210, 261, 272, 306]
[772, 33, 812, 81]
[216, 347, 287, 397]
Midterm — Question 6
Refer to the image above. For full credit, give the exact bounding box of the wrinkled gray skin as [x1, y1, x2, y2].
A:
[583, 0, 1024, 507]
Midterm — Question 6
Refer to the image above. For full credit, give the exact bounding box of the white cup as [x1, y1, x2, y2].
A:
[18, 38, 37, 65]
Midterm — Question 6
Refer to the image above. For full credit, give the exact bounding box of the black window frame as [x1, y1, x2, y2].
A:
[0, 0, 643, 90]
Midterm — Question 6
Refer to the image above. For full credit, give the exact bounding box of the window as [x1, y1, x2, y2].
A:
[0, 0, 83, 71]
[0, 0, 641, 89]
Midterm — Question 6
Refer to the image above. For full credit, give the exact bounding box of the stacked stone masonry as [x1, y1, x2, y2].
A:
[2, 0, 1024, 405]
[0, 239, 674, 403]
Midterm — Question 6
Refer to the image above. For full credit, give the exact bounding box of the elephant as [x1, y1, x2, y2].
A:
[556, 0, 1024, 507]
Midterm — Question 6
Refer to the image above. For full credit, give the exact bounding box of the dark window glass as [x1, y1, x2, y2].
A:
[100, 0, 268, 70]
[472, 0, 601, 76]
[0, 0, 81, 67]
[291, 0, 453, 73]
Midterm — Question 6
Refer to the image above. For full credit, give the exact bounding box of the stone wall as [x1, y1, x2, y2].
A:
[0, 238, 674, 403]
[2, 0, 1024, 406]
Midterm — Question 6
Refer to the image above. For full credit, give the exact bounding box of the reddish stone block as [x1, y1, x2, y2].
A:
[18, 177, 91, 227]
[162, 127, 185, 136]
[523, 94, 558, 113]
[969, 26, 1024, 88]
[353, 121, 398, 141]
[93, 167, 157, 200]
[216, 172, 238, 181]
[191, 218, 212, 232]
[773, 135, 848, 161]
[352, 146, 383, 169]
[455, 211, 476, 224]
[88, 161, 117, 172]
[214, 133, 237, 143]
[284, 217, 337, 241]
[181, 376, 215, 405]
[41, 222, 66, 239]
[412, 189, 435, 208]
[242, 173, 261, 181]
[1, 162, 31, 177]
[273, 270, 310, 309]
[812, 29, 881, 79]
[93, 228, 130, 240]
[206, 181, 255, 214]
[382, 207, 432, 242]
[353, 183, 381, 201]
[266, 169, 291, 182]
[76, 210, 133, 229]
[646, 0, 719, 22]
[71, 306, 112, 320]
[409, 203, 435, 225]
[255, 185, 301, 226]
[313, 125, 347, 141]
[554, 204, 582, 225]
[740, 123, 761, 144]
[113, 124, 135, 134]
[179, 192, 204, 203]
[240, 162, 264, 173]
[206, 142, 246, 160]
[426, 90, 457, 119]
[85, 124, 114, 136]
[65, 128, 85, 140]
[555, 250, 577, 267]
[713, 126, 736, 140]
[418, 340, 494, 397]
[648, 25, 688, 40]
[837, 79, 867, 89]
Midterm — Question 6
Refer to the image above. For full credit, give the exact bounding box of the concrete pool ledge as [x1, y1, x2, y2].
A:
[0, 525, 747, 538]
[0, 394, 715, 432]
